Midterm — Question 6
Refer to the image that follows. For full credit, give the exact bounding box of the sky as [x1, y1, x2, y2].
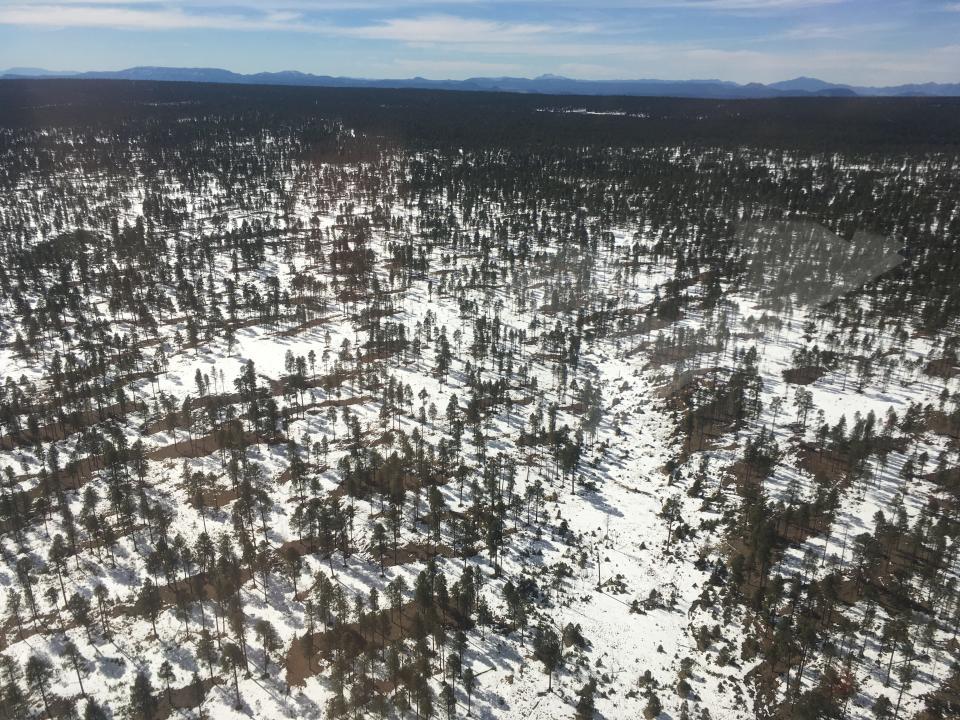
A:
[0, 1, 958, 86]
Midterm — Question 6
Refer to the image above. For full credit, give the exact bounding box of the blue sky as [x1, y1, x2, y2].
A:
[0, 1, 958, 85]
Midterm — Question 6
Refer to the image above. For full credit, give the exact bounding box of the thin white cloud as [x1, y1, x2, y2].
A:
[387, 58, 524, 76]
[339, 15, 597, 43]
[0, 0, 861, 37]
[656, 0, 842, 7]
[416, 41, 960, 86]
[782, 24, 848, 39]
[0, 0, 848, 16]
[0, 4, 305, 31]
[0, 6, 607, 41]
[0, 3, 956, 85]
[0, 5, 605, 38]
[780, 21, 896, 40]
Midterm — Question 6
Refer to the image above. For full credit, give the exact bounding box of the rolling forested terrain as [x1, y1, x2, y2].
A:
[0, 80, 959, 720]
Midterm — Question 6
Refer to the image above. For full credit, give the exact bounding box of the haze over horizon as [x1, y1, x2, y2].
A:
[0, 1, 959, 87]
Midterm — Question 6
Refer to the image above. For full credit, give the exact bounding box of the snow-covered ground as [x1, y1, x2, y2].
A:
[0, 124, 956, 720]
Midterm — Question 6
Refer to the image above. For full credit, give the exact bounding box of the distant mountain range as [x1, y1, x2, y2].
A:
[2, 66, 959, 98]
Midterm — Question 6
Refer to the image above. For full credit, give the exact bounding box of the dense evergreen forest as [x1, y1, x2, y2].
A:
[0, 79, 958, 720]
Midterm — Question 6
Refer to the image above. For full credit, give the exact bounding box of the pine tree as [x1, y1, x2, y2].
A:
[83, 698, 109, 720]
[441, 682, 456, 719]
[463, 667, 476, 716]
[644, 692, 662, 719]
[532, 624, 562, 691]
[58, 638, 88, 697]
[128, 669, 158, 720]
[157, 660, 175, 705]
[221, 642, 245, 709]
[25, 654, 54, 717]
[575, 677, 596, 719]
[137, 578, 162, 638]
[254, 619, 280, 674]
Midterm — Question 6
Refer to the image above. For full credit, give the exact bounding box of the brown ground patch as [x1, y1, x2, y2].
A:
[796, 444, 849, 484]
[301, 395, 372, 416]
[646, 342, 721, 368]
[380, 541, 457, 568]
[19, 454, 108, 501]
[147, 429, 281, 461]
[726, 459, 776, 491]
[652, 367, 718, 399]
[915, 667, 960, 720]
[659, 369, 743, 464]
[926, 410, 960, 441]
[926, 466, 960, 495]
[0, 400, 146, 451]
[276, 536, 352, 562]
[277, 463, 327, 485]
[122, 567, 255, 617]
[266, 368, 357, 397]
[925, 357, 960, 380]
[285, 601, 456, 687]
[188, 485, 239, 510]
[276, 314, 336, 338]
[617, 314, 680, 345]
[155, 675, 223, 720]
[782, 365, 825, 385]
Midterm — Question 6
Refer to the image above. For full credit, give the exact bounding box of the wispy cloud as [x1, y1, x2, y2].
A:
[0, 4, 305, 31]
[0, 4, 603, 37]
[386, 58, 525, 76]
[339, 15, 599, 44]
[780, 21, 895, 40]
[0, 0, 849, 24]
[782, 24, 849, 39]
[0, 5, 610, 41]
[0, 0, 956, 85]
[662, 0, 842, 7]
[0, 0, 870, 36]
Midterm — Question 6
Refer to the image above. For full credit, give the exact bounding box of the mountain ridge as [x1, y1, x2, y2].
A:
[2, 66, 959, 97]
